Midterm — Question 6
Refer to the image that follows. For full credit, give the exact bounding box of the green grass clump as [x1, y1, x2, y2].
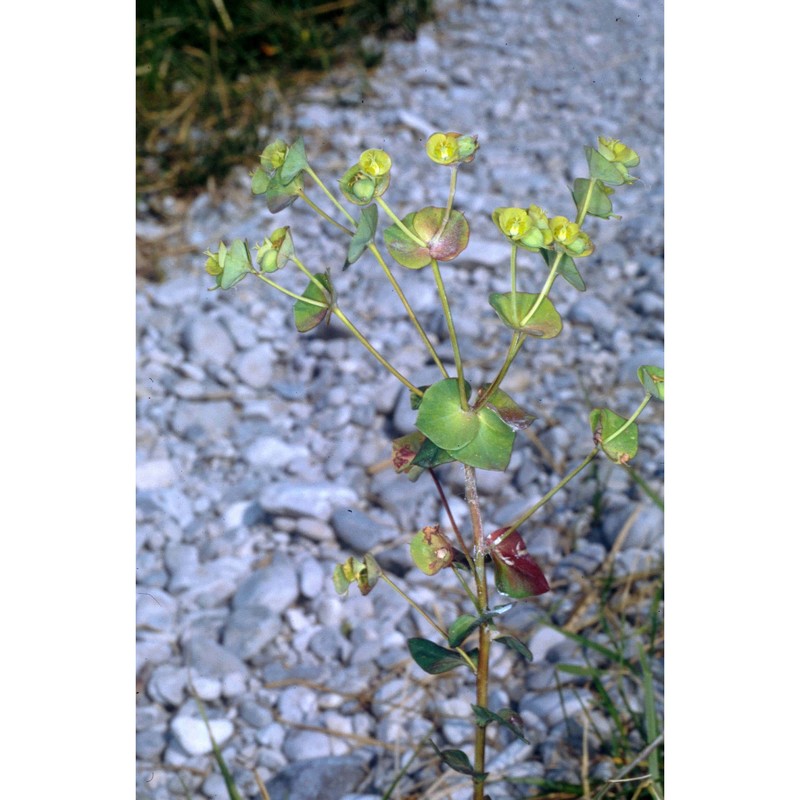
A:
[136, 0, 434, 198]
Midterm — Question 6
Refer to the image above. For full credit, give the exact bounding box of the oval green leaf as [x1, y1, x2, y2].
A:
[584, 145, 626, 186]
[479, 385, 535, 431]
[541, 246, 587, 292]
[415, 379, 478, 451]
[220, 239, 252, 290]
[589, 407, 639, 464]
[448, 406, 515, 471]
[410, 525, 454, 576]
[448, 614, 481, 648]
[407, 638, 475, 674]
[411, 206, 470, 262]
[489, 292, 563, 338]
[637, 365, 664, 401]
[346, 204, 378, 267]
[278, 137, 309, 183]
[293, 273, 334, 333]
[572, 177, 617, 220]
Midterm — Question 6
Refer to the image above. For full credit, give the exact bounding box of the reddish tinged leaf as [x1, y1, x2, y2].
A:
[391, 431, 426, 473]
[487, 527, 550, 598]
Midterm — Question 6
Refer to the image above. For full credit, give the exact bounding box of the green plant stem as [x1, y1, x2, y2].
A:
[604, 394, 651, 444]
[500, 447, 602, 545]
[298, 189, 353, 236]
[575, 176, 597, 228]
[431, 164, 459, 241]
[518, 251, 562, 328]
[301, 171, 448, 377]
[379, 573, 477, 672]
[252, 271, 327, 306]
[331, 308, 422, 397]
[464, 464, 490, 800]
[430, 258, 469, 410]
[304, 165, 357, 227]
[376, 196, 427, 247]
[429, 468, 474, 572]
[627, 465, 664, 511]
[380, 728, 436, 800]
[510, 243, 518, 297]
[368, 244, 449, 378]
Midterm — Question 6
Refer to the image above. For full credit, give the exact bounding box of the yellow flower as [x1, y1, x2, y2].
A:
[426, 132, 460, 165]
[259, 140, 288, 172]
[358, 149, 392, 177]
[497, 207, 532, 239]
[597, 137, 639, 167]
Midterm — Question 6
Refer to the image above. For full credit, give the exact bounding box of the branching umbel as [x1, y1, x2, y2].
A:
[204, 132, 663, 799]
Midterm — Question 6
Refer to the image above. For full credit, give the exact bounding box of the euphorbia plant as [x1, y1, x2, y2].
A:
[204, 132, 663, 799]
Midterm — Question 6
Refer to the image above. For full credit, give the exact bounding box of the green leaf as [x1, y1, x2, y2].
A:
[584, 145, 627, 186]
[541, 248, 586, 292]
[409, 525, 454, 576]
[332, 564, 350, 596]
[293, 273, 334, 333]
[415, 379, 478, 451]
[489, 292, 563, 338]
[447, 406, 515, 471]
[471, 705, 530, 744]
[572, 177, 617, 220]
[391, 431, 426, 478]
[589, 407, 639, 464]
[487, 527, 550, 598]
[429, 741, 488, 782]
[346, 204, 378, 266]
[279, 137, 309, 183]
[384, 207, 470, 269]
[448, 614, 481, 648]
[495, 634, 533, 662]
[410, 437, 455, 470]
[266, 171, 303, 213]
[637, 365, 664, 401]
[384, 212, 432, 269]
[411, 206, 470, 262]
[251, 167, 270, 195]
[407, 638, 476, 674]
[480, 385, 535, 431]
[220, 239, 252, 290]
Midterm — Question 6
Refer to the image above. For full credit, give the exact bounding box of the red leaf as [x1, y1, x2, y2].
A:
[487, 527, 550, 598]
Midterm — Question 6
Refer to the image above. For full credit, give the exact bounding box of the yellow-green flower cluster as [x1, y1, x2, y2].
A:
[339, 148, 392, 205]
[596, 137, 639, 184]
[259, 140, 289, 172]
[204, 243, 226, 276]
[493, 205, 594, 257]
[425, 132, 479, 165]
[255, 226, 295, 273]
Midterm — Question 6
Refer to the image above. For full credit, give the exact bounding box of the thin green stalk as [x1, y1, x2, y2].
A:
[368, 243, 449, 378]
[605, 394, 652, 444]
[298, 189, 353, 236]
[376, 196, 427, 247]
[300, 166, 448, 378]
[380, 729, 436, 800]
[575, 176, 597, 228]
[331, 307, 422, 397]
[253, 271, 327, 306]
[304, 165, 357, 226]
[380, 572, 477, 672]
[430, 258, 468, 410]
[464, 464, 490, 800]
[431, 164, 459, 241]
[499, 447, 602, 545]
[518, 251, 562, 328]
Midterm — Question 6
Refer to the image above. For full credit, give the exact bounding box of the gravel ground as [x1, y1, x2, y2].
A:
[136, 0, 663, 797]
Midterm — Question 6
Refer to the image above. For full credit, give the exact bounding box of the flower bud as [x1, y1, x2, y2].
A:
[204, 242, 226, 276]
[548, 216, 594, 257]
[597, 137, 639, 167]
[259, 140, 289, 172]
[256, 227, 294, 273]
